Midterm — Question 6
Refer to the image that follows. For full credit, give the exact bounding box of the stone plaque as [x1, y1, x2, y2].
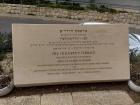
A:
[12, 24, 130, 87]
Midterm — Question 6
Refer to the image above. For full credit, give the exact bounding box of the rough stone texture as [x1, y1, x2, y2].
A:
[72, 91, 134, 105]
[41, 93, 73, 105]
[72, 92, 95, 105]
[0, 3, 140, 25]
[0, 95, 40, 105]
[106, 90, 134, 105]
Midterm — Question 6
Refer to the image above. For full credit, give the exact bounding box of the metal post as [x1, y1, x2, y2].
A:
[72, 0, 73, 19]
[56, 0, 58, 4]
[20, 0, 22, 5]
[20, 0, 23, 15]
[37, 0, 41, 17]
[2, 0, 4, 4]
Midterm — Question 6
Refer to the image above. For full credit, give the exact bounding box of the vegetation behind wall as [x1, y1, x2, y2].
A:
[0, 0, 122, 13]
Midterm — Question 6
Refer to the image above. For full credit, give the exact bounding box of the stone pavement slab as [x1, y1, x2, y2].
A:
[0, 95, 40, 105]
[0, 90, 140, 105]
[72, 92, 95, 105]
[72, 90, 134, 105]
[41, 93, 73, 105]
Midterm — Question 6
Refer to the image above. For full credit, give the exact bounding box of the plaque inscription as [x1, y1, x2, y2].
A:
[12, 24, 130, 87]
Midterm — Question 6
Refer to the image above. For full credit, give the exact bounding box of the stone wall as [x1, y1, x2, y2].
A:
[0, 3, 140, 24]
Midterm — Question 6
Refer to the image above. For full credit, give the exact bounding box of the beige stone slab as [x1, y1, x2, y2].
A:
[0, 95, 40, 105]
[12, 24, 130, 87]
[72, 91, 134, 105]
[41, 93, 73, 105]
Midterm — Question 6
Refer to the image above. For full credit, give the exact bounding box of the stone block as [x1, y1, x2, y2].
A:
[41, 93, 73, 105]
[0, 95, 40, 105]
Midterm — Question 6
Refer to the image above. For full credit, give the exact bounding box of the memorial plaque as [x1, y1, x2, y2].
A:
[12, 24, 130, 87]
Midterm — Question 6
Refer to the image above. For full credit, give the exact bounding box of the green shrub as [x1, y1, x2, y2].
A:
[87, 4, 97, 10]
[63, 3, 85, 10]
[109, 8, 117, 13]
[42, 2, 84, 10]
[72, 3, 85, 10]
[95, 5, 117, 13]
[129, 34, 140, 65]
[130, 49, 140, 65]
[22, 0, 37, 5]
[98, 5, 110, 13]
[118, 10, 128, 13]
[0, 53, 5, 61]
[37, 1, 52, 7]
[0, 32, 12, 53]
[1, 0, 20, 4]
[27, 13, 36, 16]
